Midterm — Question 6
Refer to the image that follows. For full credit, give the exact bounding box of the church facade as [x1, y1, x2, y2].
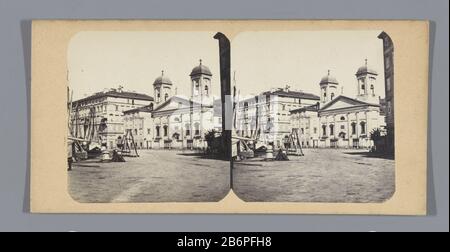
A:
[290, 60, 386, 149]
[150, 60, 222, 150]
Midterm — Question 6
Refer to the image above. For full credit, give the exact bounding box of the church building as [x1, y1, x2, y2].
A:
[290, 60, 386, 149]
[150, 60, 222, 149]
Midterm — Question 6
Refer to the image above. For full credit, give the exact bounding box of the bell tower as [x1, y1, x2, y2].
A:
[190, 59, 212, 103]
[153, 70, 173, 104]
[356, 59, 378, 104]
[319, 70, 339, 104]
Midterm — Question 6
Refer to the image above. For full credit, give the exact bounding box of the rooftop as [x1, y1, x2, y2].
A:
[123, 104, 154, 114]
[263, 89, 320, 100]
[319, 70, 339, 85]
[153, 70, 173, 86]
[73, 89, 154, 105]
[290, 103, 320, 114]
[190, 59, 212, 77]
[356, 59, 378, 76]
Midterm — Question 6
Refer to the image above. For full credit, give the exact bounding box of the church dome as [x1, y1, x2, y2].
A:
[190, 59, 212, 76]
[356, 59, 378, 76]
[153, 71, 173, 86]
[320, 70, 339, 85]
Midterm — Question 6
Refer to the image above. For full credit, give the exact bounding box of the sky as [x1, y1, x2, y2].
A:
[68, 30, 385, 101]
[68, 31, 220, 100]
[232, 30, 385, 99]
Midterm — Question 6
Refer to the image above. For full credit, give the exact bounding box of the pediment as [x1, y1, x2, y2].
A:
[320, 96, 377, 111]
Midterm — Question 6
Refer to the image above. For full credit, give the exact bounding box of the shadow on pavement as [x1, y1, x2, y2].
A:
[177, 152, 229, 161]
[343, 151, 395, 160]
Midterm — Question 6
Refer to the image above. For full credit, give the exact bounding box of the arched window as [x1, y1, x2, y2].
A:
[361, 84, 365, 94]
[360, 121, 366, 134]
[331, 93, 335, 100]
[351, 122, 356, 135]
[157, 93, 161, 103]
[370, 84, 375, 95]
[155, 126, 160, 137]
[340, 116, 345, 121]
[194, 122, 200, 136]
[204, 85, 209, 95]
[185, 124, 190, 136]
[329, 124, 334, 136]
[164, 93, 169, 101]
[322, 125, 327, 136]
[163, 125, 168, 137]
[194, 80, 200, 95]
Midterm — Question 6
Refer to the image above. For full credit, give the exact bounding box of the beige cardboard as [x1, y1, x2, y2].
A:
[31, 20, 428, 214]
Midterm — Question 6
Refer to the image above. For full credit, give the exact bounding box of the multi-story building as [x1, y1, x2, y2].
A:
[123, 105, 154, 149]
[290, 60, 386, 149]
[70, 87, 154, 149]
[235, 86, 320, 148]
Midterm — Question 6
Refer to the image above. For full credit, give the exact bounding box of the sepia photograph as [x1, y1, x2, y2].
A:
[66, 28, 396, 204]
[67, 31, 230, 202]
[28, 18, 431, 215]
[230, 30, 395, 203]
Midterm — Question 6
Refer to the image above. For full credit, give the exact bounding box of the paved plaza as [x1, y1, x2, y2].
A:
[68, 150, 230, 203]
[69, 148, 394, 203]
[233, 148, 395, 203]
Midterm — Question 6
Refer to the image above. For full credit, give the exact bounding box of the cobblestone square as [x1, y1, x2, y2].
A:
[68, 150, 230, 203]
[233, 149, 395, 203]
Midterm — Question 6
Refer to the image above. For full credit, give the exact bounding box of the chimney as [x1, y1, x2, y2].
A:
[285, 85, 290, 92]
